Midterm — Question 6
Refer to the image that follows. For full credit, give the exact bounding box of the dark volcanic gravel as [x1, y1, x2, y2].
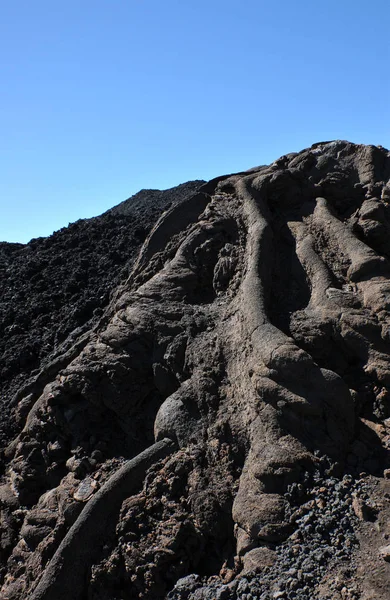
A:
[0, 180, 204, 449]
[168, 456, 365, 600]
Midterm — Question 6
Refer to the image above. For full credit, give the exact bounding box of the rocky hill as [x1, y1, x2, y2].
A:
[0, 180, 204, 450]
[1, 141, 390, 600]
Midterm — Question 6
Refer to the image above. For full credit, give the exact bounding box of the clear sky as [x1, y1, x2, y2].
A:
[1, 0, 389, 243]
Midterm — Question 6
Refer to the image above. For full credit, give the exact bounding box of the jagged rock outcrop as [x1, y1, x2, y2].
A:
[1, 141, 390, 600]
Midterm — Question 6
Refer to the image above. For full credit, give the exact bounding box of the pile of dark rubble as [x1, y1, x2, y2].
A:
[168, 455, 371, 600]
[0, 180, 204, 449]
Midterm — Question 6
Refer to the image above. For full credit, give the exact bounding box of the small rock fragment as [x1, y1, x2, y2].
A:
[73, 477, 98, 502]
[241, 547, 276, 574]
[379, 544, 390, 562]
[352, 495, 376, 521]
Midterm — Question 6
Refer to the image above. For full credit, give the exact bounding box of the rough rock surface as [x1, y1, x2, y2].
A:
[1, 141, 390, 599]
[0, 180, 204, 450]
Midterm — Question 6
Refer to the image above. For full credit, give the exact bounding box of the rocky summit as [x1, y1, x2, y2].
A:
[1, 141, 390, 600]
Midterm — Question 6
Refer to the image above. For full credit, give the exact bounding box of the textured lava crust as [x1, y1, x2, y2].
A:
[1, 142, 390, 600]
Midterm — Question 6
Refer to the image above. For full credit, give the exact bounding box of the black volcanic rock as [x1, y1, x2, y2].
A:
[0, 180, 204, 450]
[1, 143, 390, 600]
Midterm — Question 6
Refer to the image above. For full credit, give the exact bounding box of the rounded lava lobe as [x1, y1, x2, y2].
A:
[154, 386, 200, 446]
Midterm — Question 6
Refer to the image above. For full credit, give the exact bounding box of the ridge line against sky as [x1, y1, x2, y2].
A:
[1, 0, 389, 243]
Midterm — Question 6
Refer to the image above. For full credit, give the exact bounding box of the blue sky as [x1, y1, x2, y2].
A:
[1, 0, 389, 243]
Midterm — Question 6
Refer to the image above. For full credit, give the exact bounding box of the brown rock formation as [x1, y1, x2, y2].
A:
[1, 141, 390, 599]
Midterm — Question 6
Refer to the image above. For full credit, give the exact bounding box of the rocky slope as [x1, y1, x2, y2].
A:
[0, 180, 204, 451]
[1, 141, 390, 600]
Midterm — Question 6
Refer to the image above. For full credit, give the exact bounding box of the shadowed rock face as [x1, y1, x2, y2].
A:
[1, 141, 390, 600]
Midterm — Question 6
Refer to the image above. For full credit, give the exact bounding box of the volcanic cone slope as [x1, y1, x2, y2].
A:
[1, 142, 390, 600]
